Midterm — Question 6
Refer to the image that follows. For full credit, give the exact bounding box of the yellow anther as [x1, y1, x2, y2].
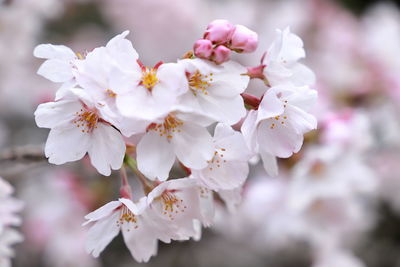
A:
[141, 68, 159, 89]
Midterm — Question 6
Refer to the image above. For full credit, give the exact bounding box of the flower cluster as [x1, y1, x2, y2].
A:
[33, 20, 317, 262]
[0, 177, 23, 267]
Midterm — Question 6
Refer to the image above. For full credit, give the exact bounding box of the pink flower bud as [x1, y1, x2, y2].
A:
[193, 39, 213, 58]
[230, 25, 258, 53]
[204, 19, 235, 44]
[212, 45, 231, 64]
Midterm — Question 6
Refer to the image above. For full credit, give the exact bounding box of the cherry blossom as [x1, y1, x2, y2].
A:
[262, 27, 315, 87]
[192, 123, 251, 190]
[241, 84, 317, 175]
[34, 89, 126, 176]
[84, 197, 157, 262]
[97, 32, 188, 121]
[177, 58, 249, 125]
[136, 111, 214, 181]
[146, 177, 214, 241]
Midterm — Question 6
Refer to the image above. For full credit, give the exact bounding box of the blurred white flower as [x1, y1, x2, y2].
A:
[263, 27, 315, 87]
[0, 177, 23, 267]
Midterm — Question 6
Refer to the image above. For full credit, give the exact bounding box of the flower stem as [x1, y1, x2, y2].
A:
[119, 166, 132, 199]
[123, 155, 154, 194]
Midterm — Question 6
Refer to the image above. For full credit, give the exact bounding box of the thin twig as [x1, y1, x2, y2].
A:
[0, 144, 45, 162]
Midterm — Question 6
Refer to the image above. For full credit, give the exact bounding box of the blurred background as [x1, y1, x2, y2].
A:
[1, 0, 400, 266]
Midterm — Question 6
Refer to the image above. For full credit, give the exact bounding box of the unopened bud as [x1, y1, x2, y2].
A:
[193, 39, 213, 58]
[212, 45, 231, 64]
[204, 19, 235, 44]
[230, 25, 258, 53]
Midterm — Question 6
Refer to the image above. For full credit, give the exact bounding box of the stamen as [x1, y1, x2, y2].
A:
[72, 108, 99, 133]
[106, 89, 117, 98]
[150, 114, 183, 140]
[160, 191, 187, 220]
[188, 71, 213, 96]
[141, 68, 159, 90]
[116, 205, 139, 230]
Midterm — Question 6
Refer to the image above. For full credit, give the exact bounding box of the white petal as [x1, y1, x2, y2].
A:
[213, 123, 251, 161]
[109, 67, 142, 95]
[34, 99, 81, 129]
[155, 62, 188, 96]
[116, 86, 170, 120]
[286, 105, 317, 134]
[45, 124, 91, 165]
[106, 31, 140, 71]
[88, 123, 126, 176]
[257, 119, 303, 158]
[119, 197, 148, 215]
[286, 87, 318, 112]
[240, 110, 258, 153]
[209, 61, 249, 97]
[55, 80, 77, 100]
[85, 211, 120, 257]
[37, 59, 74, 83]
[83, 201, 121, 225]
[121, 217, 158, 263]
[34, 44, 75, 60]
[257, 88, 285, 123]
[259, 150, 278, 176]
[171, 122, 214, 170]
[137, 131, 175, 181]
[264, 61, 292, 86]
[194, 160, 249, 190]
[289, 63, 316, 86]
[196, 93, 246, 125]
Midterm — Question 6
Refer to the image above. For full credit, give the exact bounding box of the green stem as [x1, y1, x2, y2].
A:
[123, 155, 154, 194]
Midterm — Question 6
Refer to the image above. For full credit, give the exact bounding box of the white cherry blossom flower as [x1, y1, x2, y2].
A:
[146, 178, 214, 241]
[34, 89, 126, 176]
[177, 58, 249, 125]
[136, 111, 214, 181]
[98, 32, 188, 121]
[84, 197, 157, 263]
[241, 84, 317, 175]
[263, 27, 315, 87]
[192, 123, 251, 190]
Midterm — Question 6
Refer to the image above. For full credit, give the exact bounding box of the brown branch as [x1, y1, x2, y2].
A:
[0, 144, 46, 163]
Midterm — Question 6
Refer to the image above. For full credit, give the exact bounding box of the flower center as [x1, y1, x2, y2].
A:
[73, 108, 99, 133]
[207, 147, 227, 170]
[151, 114, 183, 140]
[188, 71, 213, 96]
[141, 68, 159, 90]
[106, 89, 117, 98]
[269, 100, 288, 129]
[117, 205, 139, 229]
[161, 192, 187, 220]
[75, 52, 85, 60]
